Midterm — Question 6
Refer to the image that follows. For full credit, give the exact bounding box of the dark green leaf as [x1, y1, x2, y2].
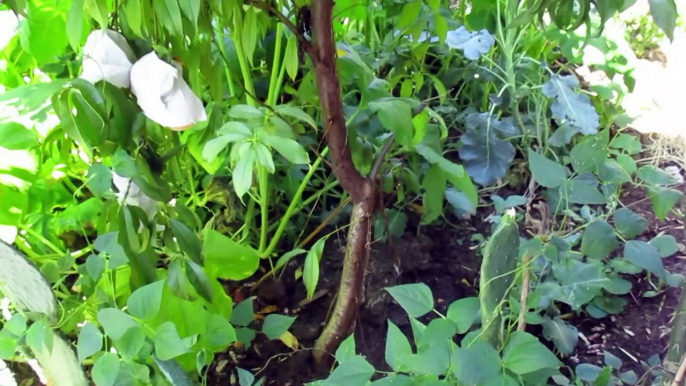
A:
[205, 314, 236, 351]
[415, 143, 464, 179]
[649, 0, 677, 40]
[446, 297, 480, 334]
[502, 331, 562, 374]
[77, 322, 103, 363]
[325, 355, 375, 385]
[451, 342, 501, 384]
[638, 165, 679, 186]
[580, 220, 619, 260]
[261, 314, 296, 340]
[385, 283, 434, 318]
[116, 325, 145, 362]
[570, 134, 606, 173]
[421, 165, 447, 224]
[231, 298, 255, 327]
[648, 186, 683, 220]
[542, 74, 599, 134]
[613, 208, 649, 238]
[170, 219, 203, 265]
[92, 352, 120, 386]
[542, 318, 577, 355]
[604, 351, 622, 369]
[385, 320, 412, 371]
[650, 235, 678, 257]
[86, 164, 112, 198]
[237, 367, 255, 386]
[97, 308, 137, 340]
[576, 363, 603, 381]
[624, 240, 665, 279]
[528, 148, 567, 188]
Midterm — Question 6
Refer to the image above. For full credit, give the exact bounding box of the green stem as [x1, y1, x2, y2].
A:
[216, 27, 237, 97]
[261, 147, 330, 258]
[232, 11, 257, 107]
[267, 0, 285, 106]
[258, 166, 269, 253]
[242, 199, 256, 242]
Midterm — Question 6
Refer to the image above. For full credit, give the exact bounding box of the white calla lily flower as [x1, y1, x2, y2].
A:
[129, 52, 207, 131]
[80, 29, 136, 89]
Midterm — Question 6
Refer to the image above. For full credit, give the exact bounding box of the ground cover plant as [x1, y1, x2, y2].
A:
[0, 0, 684, 385]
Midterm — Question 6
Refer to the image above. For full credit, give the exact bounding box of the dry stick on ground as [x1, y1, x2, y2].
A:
[672, 354, 686, 386]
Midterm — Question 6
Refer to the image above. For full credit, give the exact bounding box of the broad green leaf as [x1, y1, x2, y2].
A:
[385, 283, 434, 318]
[613, 208, 649, 238]
[186, 260, 214, 303]
[325, 355, 375, 385]
[397, 1, 422, 29]
[274, 249, 307, 271]
[580, 220, 619, 260]
[237, 367, 255, 386]
[451, 342, 501, 385]
[232, 143, 256, 199]
[385, 320, 412, 371]
[179, 0, 200, 27]
[421, 164, 447, 224]
[624, 240, 665, 279]
[604, 275, 632, 295]
[85, 0, 108, 28]
[154, 322, 191, 360]
[204, 230, 260, 281]
[85, 254, 106, 281]
[154, 0, 183, 37]
[610, 133, 642, 154]
[502, 331, 562, 374]
[86, 164, 112, 198]
[541, 318, 577, 355]
[0, 123, 38, 150]
[170, 219, 203, 265]
[261, 134, 310, 164]
[548, 260, 609, 309]
[638, 165, 679, 186]
[77, 322, 103, 363]
[26, 320, 52, 354]
[650, 235, 678, 257]
[370, 375, 414, 386]
[274, 105, 317, 130]
[416, 318, 456, 351]
[649, 0, 677, 40]
[446, 296, 480, 334]
[202, 134, 247, 163]
[335, 335, 356, 364]
[648, 186, 683, 220]
[563, 174, 607, 205]
[92, 352, 120, 386]
[397, 344, 451, 376]
[528, 148, 567, 188]
[229, 104, 264, 120]
[415, 143, 464, 178]
[604, 351, 623, 369]
[4, 315, 26, 336]
[116, 325, 145, 361]
[205, 314, 236, 351]
[570, 134, 607, 173]
[284, 36, 299, 81]
[123, 0, 143, 36]
[445, 187, 477, 217]
[97, 308, 137, 340]
[304, 237, 325, 300]
[370, 99, 413, 148]
[541, 74, 599, 135]
[127, 280, 165, 320]
[231, 298, 255, 327]
[261, 314, 295, 340]
[66, 0, 85, 50]
[576, 363, 603, 382]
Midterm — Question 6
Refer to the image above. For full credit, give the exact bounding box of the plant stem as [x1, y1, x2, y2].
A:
[232, 11, 257, 107]
[258, 166, 269, 253]
[216, 27, 237, 97]
[517, 254, 531, 332]
[261, 147, 329, 258]
[267, 0, 285, 106]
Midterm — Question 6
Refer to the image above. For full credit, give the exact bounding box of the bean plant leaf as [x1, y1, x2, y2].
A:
[325, 355, 375, 385]
[650, 235, 678, 258]
[445, 26, 495, 59]
[580, 220, 619, 260]
[92, 352, 120, 386]
[563, 174, 607, 205]
[170, 219, 203, 265]
[647, 186, 683, 220]
[502, 331, 562, 374]
[236, 368, 255, 386]
[97, 308, 137, 340]
[386, 283, 434, 318]
[154, 322, 191, 361]
[528, 148, 567, 188]
[77, 322, 103, 363]
[369, 99, 414, 148]
[451, 342, 502, 384]
[649, 0, 678, 40]
[542, 318, 578, 355]
[638, 165, 679, 186]
[231, 298, 255, 327]
[205, 314, 236, 351]
[613, 208, 649, 238]
[336, 335, 356, 364]
[576, 363, 604, 382]
[542, 74, 599, 135]
[446, 297, 480, 334]
[261, 314, 296, 340]
[458, 112, 517, 186]
[385, 320, 412, 371]
[547, 260, 609, 309]
[204, 230, 260, 281]
[624, 240, 665, 279]
[304, 237, 325, 300]
[127, 280, 165, 320]
[570, 134, 607, 173]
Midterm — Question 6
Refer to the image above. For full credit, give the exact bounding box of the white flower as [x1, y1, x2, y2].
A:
[129, 52, 207, 130]
[80, 29, 136, 88]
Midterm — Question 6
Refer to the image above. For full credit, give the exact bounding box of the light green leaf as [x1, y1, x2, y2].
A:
[274, 105, 317, 130]
[237, 367, 255, 386]
[325, 355, 375, 385]
[397, 344, 450, 375]
[97, 308, 137, 340]
[254, 142, 275, 173]
[123, 0, 143, 37]
[233, 145, 256, 199]
[77, 322, 103, 363]
[503, 331, 562, 374]
[154, 0, 184, 37]
[4, 315, 26, 337]
[385, 283, 434, 318]
[26, 320, 52, 354]
[570, 134, 606, 173]
[576, 363, 603, 382]
[370, 99, 413, 147]
[67, 0, 85, 50]
[580, 220, 619, 260]
[154, 322, 191, 360]
[446, 296, 480, 334]
[415, 143, 464, 178]
[397, 1, 422, 29]
[179, 0, 200, 27]
[262, 134, 310, 164]
[229, 104, 264, 120]
[86, 164, 112, 198]
[205, 314, 236, 351]
[421, 164, 447, 225]
[385, 320, 412, 371]
[92, 352, 120, 386]
[335, 335, 356, 364]
[261, 314, 295, 340]
[85, 0, 109, 29]
[127, 280, 165, 320]
[648, 186, 683, 220]
[116, 325, 145, 361]
[274, 249, 307, 271]
[284, 36, 299, 81]
[451, 342, 501, 385]
[170, 219, 203, 265]
[542, 318, 577, 355]
[624, 240, 665, 279]
[204, 230, 260, 281]
[638, 165, 679, 186]
[528, 148, 567, 188]
[202, 134, 246, 163]
[304, 238, 325, 300]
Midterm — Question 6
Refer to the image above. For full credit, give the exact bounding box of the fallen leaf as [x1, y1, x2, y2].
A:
[279, 331, 299, 350]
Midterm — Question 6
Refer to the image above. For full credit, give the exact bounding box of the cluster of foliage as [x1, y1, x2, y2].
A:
[0, 0, 682, 384]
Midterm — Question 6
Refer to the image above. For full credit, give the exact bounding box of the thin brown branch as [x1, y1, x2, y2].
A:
[517, 254, 531, 332]
[672, 354, 686, 386]
[245, 0, 313, 56]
